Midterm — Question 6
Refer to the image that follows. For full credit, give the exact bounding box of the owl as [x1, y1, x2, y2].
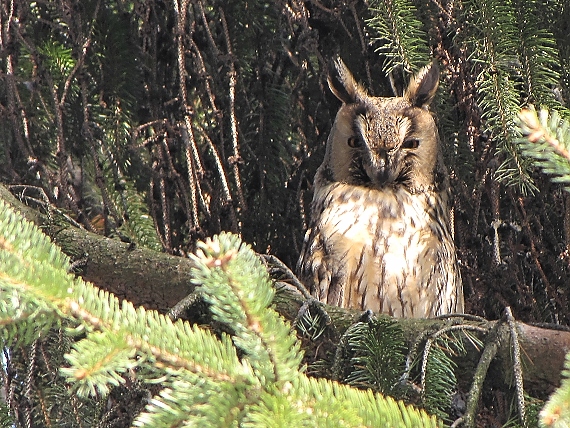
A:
[297, 58, 463, 318]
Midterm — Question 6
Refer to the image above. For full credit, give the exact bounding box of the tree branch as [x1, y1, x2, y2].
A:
[0, 184, 195, 312]
[1, 183, 568, 398]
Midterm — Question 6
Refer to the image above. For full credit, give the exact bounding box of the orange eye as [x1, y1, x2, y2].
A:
[348, 136, 362, 148]
[402, 138, 420, 149]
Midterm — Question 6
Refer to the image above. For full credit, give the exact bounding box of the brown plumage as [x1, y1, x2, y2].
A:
[297, 58, 463, 318]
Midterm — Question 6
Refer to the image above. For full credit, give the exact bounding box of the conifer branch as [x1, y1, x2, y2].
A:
[517, 107, 570, 191]
[367, 0, 430, 73]
[0, 199, 441, 427]
[464, 0, 536, 194]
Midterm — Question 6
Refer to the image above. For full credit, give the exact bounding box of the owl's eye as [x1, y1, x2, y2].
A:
[402, 138, 420, 149]
[347, 136, 362, 148]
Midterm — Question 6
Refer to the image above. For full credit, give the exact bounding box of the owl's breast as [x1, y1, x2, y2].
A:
[317, 182, 436, 246]
[305, 181, 457, 317]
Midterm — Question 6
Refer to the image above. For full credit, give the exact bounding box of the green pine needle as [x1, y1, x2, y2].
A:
[344, 319, 406, 396]
[517, 107, 570, 192]
[367, 0, 430, 73]
[514, 0, 562, 109]
[0, 200, 443, 427]
[464, 0, 536, 194]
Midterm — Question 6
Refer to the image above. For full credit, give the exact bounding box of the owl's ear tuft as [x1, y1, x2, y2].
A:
[328, 57, 360, 104]
[404, 61, 439, 108]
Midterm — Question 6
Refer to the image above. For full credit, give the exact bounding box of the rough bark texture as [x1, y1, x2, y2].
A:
[514, 323, 570, 395]
[1, 184, 195, 312]
[1, 183, 569, 398]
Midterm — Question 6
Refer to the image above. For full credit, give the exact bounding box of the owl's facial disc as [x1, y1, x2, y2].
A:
[348, 102, 417, 187]
[348, 147, 372, 184]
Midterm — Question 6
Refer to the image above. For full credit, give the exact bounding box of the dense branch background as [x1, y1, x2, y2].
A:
[1, 0, 570, 426]
[2, 0, 569, 322]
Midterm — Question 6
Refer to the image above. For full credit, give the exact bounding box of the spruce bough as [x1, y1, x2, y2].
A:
[0, 199, 441, 427]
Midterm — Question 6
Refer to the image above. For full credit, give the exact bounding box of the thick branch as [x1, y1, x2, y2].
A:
[273, 287, 570, 398]
[1, 183, 569, 397]
[1, 184, 195, 312]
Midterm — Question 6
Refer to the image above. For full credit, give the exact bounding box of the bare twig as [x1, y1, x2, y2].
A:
[420, 323, 488, 403]
[1, 1, 34, 165]
[462, 322, 501, 428]
[173, 0, 202, 233]
[195, 122, 238, 231]
[505, 307, 527, 428]
[220, 7, 247, 213]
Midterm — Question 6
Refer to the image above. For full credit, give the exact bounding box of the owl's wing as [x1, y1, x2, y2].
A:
[428, 191, 464, 316]
[297, 225, 345, 307]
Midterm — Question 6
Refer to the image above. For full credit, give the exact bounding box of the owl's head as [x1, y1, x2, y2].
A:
[318, 58, 443, 193]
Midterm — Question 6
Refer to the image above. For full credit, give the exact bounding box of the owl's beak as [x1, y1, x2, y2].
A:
[366, 150, 391, 184]
[374, 166, 391, 184]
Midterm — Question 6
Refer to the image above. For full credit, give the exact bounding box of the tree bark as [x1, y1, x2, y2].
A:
[1, 184, 195, 312]
[1, 183, 569, 399]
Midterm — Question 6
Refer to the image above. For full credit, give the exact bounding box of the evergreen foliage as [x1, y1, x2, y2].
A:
[462, 0, 534, 193]
[1, 0, 570, 424]
[517, 108, 570, 191]
[0, 200, 441, 427]
[416, 333, 462, 421]
[513, 0, 563, 110]
[344, 319, 406, 396]
[516, 107, 570, 427]
[367, 0, 430, 73]
[340, 319, 469, 421]
[0, 403, 12, 427]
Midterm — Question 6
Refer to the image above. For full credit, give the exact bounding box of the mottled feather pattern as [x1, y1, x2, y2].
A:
[297, 58, 463, 318]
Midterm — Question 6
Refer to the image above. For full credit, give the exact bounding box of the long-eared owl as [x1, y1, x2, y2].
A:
[297, 58, 463, 318]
